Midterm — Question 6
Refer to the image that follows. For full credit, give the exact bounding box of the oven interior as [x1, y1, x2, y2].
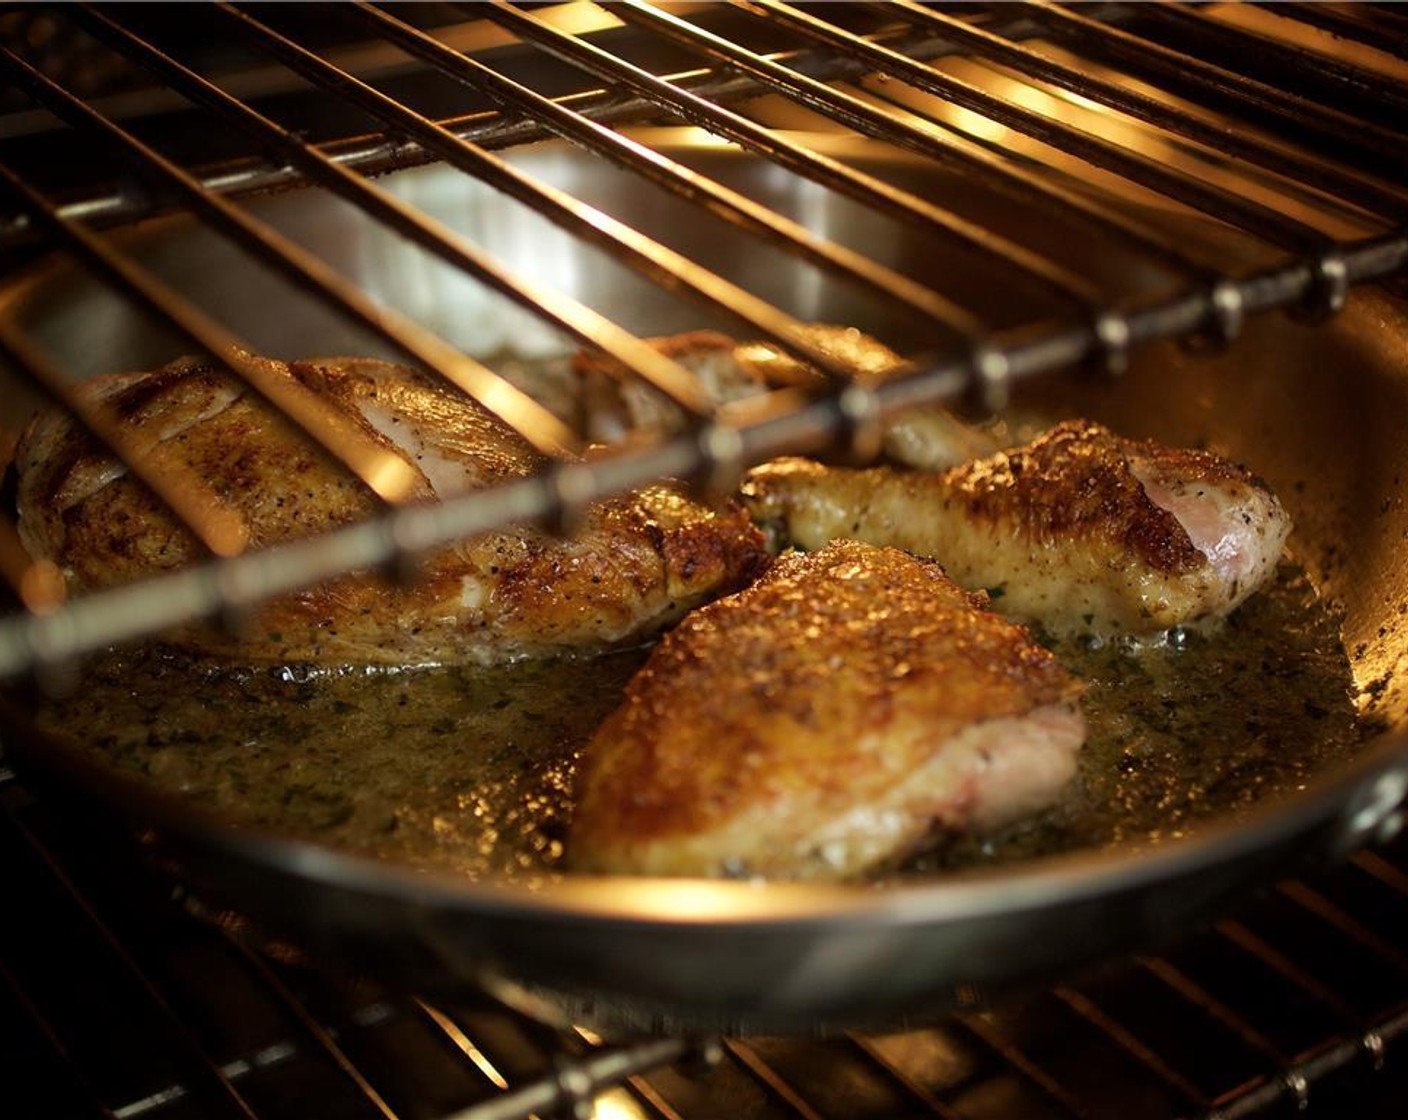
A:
[9, 774, 1408, 1120]
[3, 2, 1408, 1116]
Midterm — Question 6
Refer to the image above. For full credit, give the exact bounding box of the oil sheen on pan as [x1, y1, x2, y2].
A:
[26, 555, 1361, 884]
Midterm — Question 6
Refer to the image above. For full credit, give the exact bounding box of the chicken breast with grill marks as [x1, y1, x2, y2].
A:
[571, 540, 1086, 880]
[740, 419, 1291, 639]
[13, 355, 769, 665]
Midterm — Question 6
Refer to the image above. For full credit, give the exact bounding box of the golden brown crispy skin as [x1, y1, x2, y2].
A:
[571, 540, 1086, 880]
[16, 358, 412, 589]
[741, 420, 1291, 637]
[15, 356, 769, 665]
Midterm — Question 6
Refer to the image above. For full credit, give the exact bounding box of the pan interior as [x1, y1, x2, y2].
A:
[4, 133, 1407, 890]
[26, 558, 1362, 883]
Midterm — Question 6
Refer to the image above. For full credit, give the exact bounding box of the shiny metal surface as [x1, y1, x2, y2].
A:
[5, 140, 1408, 1033]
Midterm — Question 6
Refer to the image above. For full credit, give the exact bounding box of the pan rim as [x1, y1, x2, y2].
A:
[2, 132, 1404, 972]
[6, 684, 1403, 931]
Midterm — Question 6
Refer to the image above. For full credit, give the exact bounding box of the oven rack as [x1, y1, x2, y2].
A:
[0, 1, 1405, 675]
[4, 760, 1408, 1120]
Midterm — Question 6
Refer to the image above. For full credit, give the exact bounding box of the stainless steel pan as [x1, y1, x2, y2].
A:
[5, 134, 1408, 1034]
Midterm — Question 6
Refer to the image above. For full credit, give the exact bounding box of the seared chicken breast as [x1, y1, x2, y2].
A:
[14, 355, 768, 665]
[572, 540, 1086, 880]
[741, 420, 1291, 638]
[577, 324, 1000, 470]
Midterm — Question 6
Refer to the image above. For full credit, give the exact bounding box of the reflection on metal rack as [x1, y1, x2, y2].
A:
[0, 1, 1404, 675]
[4, 762, 1408, 1119]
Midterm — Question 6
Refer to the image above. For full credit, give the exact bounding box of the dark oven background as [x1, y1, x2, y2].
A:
[3, 4, 1408, 1117]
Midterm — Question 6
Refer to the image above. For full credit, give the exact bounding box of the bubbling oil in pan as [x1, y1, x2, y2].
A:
[30, 554, 1361, 883]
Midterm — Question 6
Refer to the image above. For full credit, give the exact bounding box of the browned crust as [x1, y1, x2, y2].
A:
[947, 420, 1209, 576]
[18, 360, 396, 586]
[572, 540, 1081, 850]
[15, 356, 770, 664]
[198, 491, 767, 663]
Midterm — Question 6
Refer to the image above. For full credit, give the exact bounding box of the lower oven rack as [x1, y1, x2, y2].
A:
[5, 761, 1408, 1120]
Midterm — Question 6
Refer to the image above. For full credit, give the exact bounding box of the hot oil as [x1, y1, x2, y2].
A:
[31, 648, 646, 881]
[916, 561, 1362, 874]
[29, 561, 1361, 883]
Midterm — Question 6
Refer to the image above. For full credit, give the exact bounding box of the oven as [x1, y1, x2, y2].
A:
[2, 3, 1408, 1117]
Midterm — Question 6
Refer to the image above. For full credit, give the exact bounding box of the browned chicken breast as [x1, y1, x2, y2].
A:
[576, 324, 1000, 470]
[571, 540, 1086, 880]
[741, 420, 1292, 639]
[14, 355, 769, 665]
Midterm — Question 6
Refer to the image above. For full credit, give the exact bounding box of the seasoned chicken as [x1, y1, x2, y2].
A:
[571, 540, 1086, 880]
[576, 324, 1000, 470]
[740, 420, 1292, 638]
[14, 355, 769, 665]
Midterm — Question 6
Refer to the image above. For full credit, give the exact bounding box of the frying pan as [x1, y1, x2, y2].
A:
[4, 133, 1408, 1034]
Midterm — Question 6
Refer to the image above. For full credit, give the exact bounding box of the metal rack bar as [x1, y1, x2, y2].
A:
[0, 419, 708, 671]
[836, 93, 1227, 286]
[0, 796, 262, 1120]
[345, 2, 986, 343]
[3, 780, 696, 1120]
[437, 1036, 695, 1120]
[721, 1040, 827, 1120]
[212, 933, 402, 1120]
[1205, 1000, 1408, 1120]
[1273, 2, 1408, 62]
[739, 0, 1291, 289]
[210, 2, 904, 387]
[4, 16, 1408, 1112]
[0, 1, 1403, 677]
[0, 155, 423, 512]
[1135, 956, 1290, 1074]
[0, 317, 248, 559]
[1352, 848, 1408, 897]
[877, 0, 1408, 222]
[844, 1034, 965, 1120]
[6, 776, 1408, 1118]
[614, 0, 1339, 255]
[0, 12, 1043, 245]
[1049, 984, 1209, 1112]
[0, 957, 119, 1120]
[417, 991, 702, 1120]
[535, 6, 1237, 293]
[414, 999, 516, 1096]
[950, 1012, 1087, 1119]
[720, 0, 1402, 332]
[1015, 1, 1408, 178]
[106, 1042, 305, 1120]
[474, 3, 1119, 319]
[482, 0, 1406, 346]
[1276, 881, 1408, 979]
[614, 1076, 687, 1120]
[69, 4, 721, 421]
[1215, 919, 1364, 1032]
[570, 1027, 690, 1120]
[1135, 2, 1408, 122]
[2, 202, 1404, 676]
[1055, 932, 1408, 1120]
[539, 13, 1122, 318]
[0, 43, 577, 460]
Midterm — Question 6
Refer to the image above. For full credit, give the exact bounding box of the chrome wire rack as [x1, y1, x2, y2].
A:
[0, 1, 1405, 674]
[5, 760, 1408, 1120]
[5, 6, 1408, 1118]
